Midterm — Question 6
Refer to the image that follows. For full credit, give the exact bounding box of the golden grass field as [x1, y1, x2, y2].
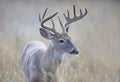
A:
[0, 0, 120, 82]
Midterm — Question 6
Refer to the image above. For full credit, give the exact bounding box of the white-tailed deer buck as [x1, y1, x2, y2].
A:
[21, 5, 87, 82]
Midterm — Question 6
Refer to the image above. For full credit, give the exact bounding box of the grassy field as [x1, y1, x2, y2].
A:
[0, 0, 120, 82]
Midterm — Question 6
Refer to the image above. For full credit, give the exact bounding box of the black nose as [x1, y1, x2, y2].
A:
[70, 48, 79, 55]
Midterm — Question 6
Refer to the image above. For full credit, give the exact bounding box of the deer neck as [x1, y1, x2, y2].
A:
[48, 42, 64, 62]
[41, 41, 64, 74]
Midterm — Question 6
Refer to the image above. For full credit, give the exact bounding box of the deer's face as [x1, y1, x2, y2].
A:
[54, 33, 79, 55]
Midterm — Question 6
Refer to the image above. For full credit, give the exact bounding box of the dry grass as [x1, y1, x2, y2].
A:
[0, 1, 120, 82]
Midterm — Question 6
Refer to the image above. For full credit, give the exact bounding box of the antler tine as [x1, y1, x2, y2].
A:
[58, 16, 65, 33]
[42, 8, 48, 20]
[64, 5, 87, 32]
[80, 9, 82, 15]
[39, 13, 42, 22]
[67, 9, 70, 18]
[73, 5, 76, 17]
[51, 19, 55, 29]
[39, 8, 59, 34]
[63, 9, 70, 33]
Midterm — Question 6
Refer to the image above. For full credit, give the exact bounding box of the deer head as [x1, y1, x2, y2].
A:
[39, 5, 87, 55]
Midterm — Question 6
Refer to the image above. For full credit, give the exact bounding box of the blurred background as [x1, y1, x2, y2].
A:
[0, 0, 120, 82]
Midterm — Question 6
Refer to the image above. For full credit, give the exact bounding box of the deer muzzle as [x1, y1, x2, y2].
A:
[70, 48, 79, 55]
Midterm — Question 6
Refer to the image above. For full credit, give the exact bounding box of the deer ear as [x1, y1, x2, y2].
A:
[39, 28, 54, 40]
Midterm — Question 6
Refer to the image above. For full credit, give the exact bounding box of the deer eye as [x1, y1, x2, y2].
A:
[59, 40, 65, 43]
